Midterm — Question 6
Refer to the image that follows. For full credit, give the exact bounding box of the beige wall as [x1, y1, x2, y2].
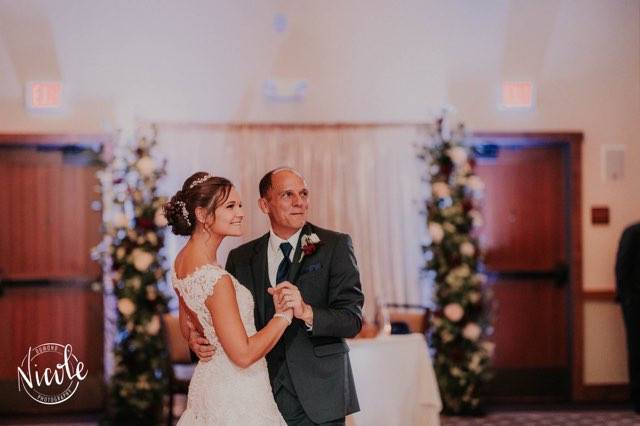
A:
[1, 0, 638, 385]
[584, 301, 628, 384]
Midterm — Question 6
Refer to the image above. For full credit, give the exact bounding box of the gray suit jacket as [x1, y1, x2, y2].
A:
[615, 222, 640, 304]
[225, 222, 364, 423]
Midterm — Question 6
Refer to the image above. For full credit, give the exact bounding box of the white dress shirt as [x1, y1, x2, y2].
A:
[267, 227, 302, 287]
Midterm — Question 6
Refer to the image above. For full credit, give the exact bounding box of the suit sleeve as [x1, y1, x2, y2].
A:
[616, 225, 640, 301]
[310, 234, 364, 338]
[225, 249, 237, 276]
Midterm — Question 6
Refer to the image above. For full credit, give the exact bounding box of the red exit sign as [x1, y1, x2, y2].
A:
[25, 81, 63, 110]
[501, 81, 534, 109]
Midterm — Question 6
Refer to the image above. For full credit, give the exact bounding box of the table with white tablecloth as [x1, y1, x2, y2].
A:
[346, 333, 442, 426]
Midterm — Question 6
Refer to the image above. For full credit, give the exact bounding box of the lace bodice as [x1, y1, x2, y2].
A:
[171, 264, 285, 425]
[172, 264, 256, 351]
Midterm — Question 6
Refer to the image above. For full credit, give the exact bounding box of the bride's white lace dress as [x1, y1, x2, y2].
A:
[172, 264, 286, 425]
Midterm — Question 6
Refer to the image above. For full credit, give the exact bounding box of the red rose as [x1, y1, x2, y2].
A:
[302, 244, 317, 256]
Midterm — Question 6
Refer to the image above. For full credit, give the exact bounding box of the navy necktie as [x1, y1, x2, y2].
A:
[276, 242, 293, 284]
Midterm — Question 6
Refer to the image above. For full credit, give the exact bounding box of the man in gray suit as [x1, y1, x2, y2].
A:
[615, 222, 640, 414]
[191, 167, 364, 425]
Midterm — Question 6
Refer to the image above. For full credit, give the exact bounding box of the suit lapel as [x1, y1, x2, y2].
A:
[251, 233, 269, 326]
[287, 222, 312, 284]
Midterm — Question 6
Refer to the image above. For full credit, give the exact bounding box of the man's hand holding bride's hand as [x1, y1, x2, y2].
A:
[273, 282, 313, 326]
[187, 318, 215, 362]
[267, 286, 293, 323]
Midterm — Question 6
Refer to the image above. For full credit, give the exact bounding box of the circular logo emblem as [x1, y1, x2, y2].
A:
[17, 343, 87, 405]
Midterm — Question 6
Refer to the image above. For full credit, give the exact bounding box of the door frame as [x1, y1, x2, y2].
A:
[0, 133, 108, 148]
[469, 131, 585, 400]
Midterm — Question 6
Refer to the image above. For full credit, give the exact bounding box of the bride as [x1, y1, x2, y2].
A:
[164, 172, 289, 425]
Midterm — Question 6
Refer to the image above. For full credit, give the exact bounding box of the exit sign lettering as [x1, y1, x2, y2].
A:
[25, 82, 63, 111]
[501, 81, 535, 109]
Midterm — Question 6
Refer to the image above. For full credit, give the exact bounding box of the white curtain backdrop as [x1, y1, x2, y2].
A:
[155, 123, 428, 320]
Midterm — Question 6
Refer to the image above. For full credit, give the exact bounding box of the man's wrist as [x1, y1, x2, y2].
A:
[301, 303, 313, 327]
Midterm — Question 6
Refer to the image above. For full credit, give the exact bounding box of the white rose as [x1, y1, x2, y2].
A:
[131, 248, 154, 272]
[462, 322, 482, 341]
[460, 241, 475, 257]
[481, 341, 496, 357]
[153, 208, 168, 227]
[114, 212, 129, 228]
[456, 176, 468, 186]
[127, 277, 141, 290]
[469, 209, 484, 228]
[445, 271, 464, 290]
[474, 273, 488, 285]
[443, 303, 464, 322]
[466, 175, 485, 192]
[455, 264, 471, 278]
[449, 146, 468, 165]
[146, 315, 161, 335]
[428, 222, 444, 244]
[136, 156, 156, 177]
[431, 182, 450, 198]
[146, 232, 158, 246]
[468, 291, 481, 304]
[118, 298, 136, 316]
[469, 352, 482, 372]
[146, 285, 157, 301]
[441, 329, 454, 343]
[136, 377, 151, 390]
[450, 366, 463, 377]
[116, 247, 126, 260]
[308, 233, 320, 244]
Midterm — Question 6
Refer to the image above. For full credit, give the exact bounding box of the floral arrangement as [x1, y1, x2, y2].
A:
[93, 127, 171, 423]
[418, 116, 493, 415]
[300, 232, 321, 261]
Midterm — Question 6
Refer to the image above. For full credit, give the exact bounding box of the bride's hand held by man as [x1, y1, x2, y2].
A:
[268, 286, 294, 324]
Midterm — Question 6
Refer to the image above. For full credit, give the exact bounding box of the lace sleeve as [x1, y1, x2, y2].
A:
[201, 266, 232, 299]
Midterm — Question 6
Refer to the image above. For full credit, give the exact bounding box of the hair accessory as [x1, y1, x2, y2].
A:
[175, 200, 191, 227]
[189, 174, 212, 189]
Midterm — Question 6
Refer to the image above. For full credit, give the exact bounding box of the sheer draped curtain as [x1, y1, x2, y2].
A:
[156, 123, 427, 320]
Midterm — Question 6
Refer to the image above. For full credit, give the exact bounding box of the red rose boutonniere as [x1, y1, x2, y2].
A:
[299, 233, 321, 262]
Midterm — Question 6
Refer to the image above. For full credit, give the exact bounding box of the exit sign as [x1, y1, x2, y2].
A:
[25, 81, 63, 111]
[501, 81, 535, 109]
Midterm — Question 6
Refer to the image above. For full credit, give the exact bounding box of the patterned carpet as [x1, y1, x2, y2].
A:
[2, 408, 639, 425]
[441, 409, 640, 426]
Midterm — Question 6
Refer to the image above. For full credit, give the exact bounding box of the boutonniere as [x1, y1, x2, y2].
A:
[299, 233, 321, 262]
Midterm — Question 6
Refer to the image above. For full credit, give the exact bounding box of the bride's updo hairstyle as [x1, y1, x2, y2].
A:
[163, 172, 233, 236]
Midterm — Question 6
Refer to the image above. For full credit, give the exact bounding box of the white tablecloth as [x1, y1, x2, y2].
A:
[346, 333, 442, 426]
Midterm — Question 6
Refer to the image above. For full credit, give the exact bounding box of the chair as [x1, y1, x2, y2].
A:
[385, 303, 431, 335]
[162, 313, 195, 425]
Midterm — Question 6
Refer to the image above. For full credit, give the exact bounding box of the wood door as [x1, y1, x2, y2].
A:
[475, 144, 570, 402]
[0, 145, 104, 413]
[0, 147, 101, 280]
